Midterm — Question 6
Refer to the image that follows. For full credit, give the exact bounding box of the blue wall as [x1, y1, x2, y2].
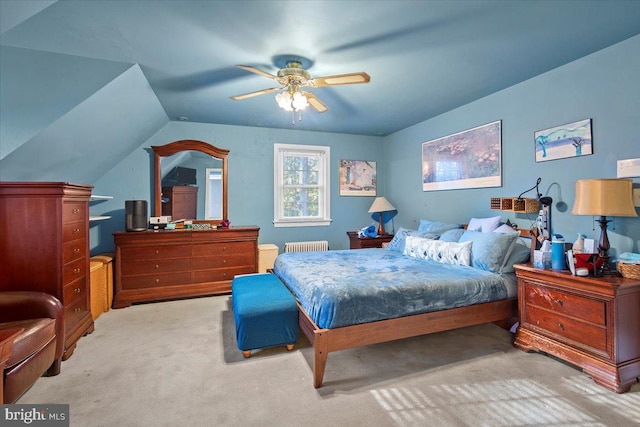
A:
[90, 122, 384, 253]
[384, 35, 640, 257]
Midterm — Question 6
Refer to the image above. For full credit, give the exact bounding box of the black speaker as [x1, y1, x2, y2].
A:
[125, 200, 148, 231]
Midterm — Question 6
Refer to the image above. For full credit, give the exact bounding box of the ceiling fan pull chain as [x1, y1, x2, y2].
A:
[291, 111, 295, 126]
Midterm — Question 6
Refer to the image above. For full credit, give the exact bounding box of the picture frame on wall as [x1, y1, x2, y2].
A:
[422, 120, 502, 192]
[535, 118, 593, 162]
[339, 160, 376, 196]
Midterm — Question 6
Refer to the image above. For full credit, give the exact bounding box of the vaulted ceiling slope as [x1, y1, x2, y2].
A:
[1, 1, 640, 181]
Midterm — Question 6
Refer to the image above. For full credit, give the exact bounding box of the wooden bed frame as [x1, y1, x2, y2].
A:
[292, 226, 530, 387]
[299, 297, 518, 388]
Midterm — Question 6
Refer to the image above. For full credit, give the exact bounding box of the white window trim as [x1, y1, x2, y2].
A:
[273, 143, 331, 227]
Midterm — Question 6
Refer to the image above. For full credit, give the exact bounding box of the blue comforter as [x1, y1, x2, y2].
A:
[273, 249, 509, 329]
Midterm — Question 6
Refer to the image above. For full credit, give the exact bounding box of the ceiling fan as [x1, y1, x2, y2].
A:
[229, 56, 370, 116]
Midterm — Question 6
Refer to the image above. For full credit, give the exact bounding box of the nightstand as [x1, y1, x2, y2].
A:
[513, 263, 640, 393]
[346, 231, 394, 249]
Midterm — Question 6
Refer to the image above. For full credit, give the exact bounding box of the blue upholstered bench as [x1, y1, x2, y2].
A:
[232, 273, 298, 358]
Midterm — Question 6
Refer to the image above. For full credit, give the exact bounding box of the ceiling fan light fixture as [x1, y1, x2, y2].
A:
[275, 89, 308, 112]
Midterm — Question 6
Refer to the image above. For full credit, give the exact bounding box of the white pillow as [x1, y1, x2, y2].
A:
[403, 235, 472, 266]
[467, 216, 501, 233]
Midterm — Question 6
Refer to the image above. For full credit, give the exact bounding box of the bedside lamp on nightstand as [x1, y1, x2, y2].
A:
[571, 178, 638, 275]
[368, 196, 397, 235]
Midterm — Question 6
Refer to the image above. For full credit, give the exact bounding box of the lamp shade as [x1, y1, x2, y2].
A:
[368, 196, 396, 214]
[571, 178, 638, 217]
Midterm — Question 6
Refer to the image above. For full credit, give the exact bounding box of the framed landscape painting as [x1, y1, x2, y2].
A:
[535, 118, 593, 162]
[340, 160, 376, 196]
[422, 120, 502, 191]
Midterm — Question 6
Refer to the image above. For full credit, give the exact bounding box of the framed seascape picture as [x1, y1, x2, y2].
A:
[422, 120, 502, 192]
[339, 160, 376, 196]
[535, 118, 593, 162]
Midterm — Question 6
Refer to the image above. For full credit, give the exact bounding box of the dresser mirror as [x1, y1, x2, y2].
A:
[152, 140, 228, 223]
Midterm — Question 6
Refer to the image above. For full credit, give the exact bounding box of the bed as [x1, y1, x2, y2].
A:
[273, 224, 531, 387]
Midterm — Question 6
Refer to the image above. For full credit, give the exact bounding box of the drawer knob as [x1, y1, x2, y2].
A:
[74, 308, 81, 313]
[73, 248, 80, 254]
[155, 250, 160, 255]
[155, 264, 159, 269]
[74, 287, 81, 294]
[558, 322, 565, 331]
[223, 259, 226, 264]
[556, 299, 563, 307]
[73, 228, 80, 234]
[72, 208, 80, 214]
[73, 268, 81, 274]
[155, 278, 160, 284]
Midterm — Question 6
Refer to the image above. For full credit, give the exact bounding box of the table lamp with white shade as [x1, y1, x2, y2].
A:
[368, 196, 397, 235]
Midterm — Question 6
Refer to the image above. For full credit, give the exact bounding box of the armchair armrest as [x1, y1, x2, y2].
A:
[0, 291, 65, 363]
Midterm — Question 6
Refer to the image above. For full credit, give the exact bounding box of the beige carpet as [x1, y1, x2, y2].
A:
[18, 296, 640, 426]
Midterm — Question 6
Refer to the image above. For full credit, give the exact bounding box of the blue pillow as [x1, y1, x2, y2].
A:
[386, 227, 439, 252]
[458, 230, 519, 273]
[418, 219, 462, 234]
[500, 242, 531, 273]
[439, 228, 466, 242]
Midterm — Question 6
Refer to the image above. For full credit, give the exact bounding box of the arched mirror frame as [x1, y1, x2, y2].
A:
[152, 140, 229, 224]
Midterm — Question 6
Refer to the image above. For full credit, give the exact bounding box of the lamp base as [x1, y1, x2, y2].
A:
[377, 213, 385, 236]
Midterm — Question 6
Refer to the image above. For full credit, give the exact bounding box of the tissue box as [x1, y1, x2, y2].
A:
[534, 250, 552, 269]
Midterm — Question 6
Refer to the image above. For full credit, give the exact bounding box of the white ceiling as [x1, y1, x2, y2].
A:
[2, 0, 640, 136]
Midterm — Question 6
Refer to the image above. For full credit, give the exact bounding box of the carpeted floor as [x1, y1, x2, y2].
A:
[18, 296, 640, 426]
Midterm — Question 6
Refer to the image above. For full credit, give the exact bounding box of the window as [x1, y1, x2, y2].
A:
[274, 143, 331, 227]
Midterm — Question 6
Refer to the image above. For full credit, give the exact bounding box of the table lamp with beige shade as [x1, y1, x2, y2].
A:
[571, 178, 638, 275]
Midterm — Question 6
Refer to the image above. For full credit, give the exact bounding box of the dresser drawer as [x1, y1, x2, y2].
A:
[63, 279, 87, 305]
[523, 282, 605, 326]
[63, 221, 86, 242]
[191, 252, 255, 270]
[525, 304, 607, 353]
[63, 257, 86, 285]
[191, 241, 255, 257]
[121, 259, 191, 276]
[120, 245, 191, 262]
[120, 272, 192, 290]
[64, 297, 88, 330]
[192, 266, 255, 283]
[63, 239, 87, 264]
[62, 202, 86, 224]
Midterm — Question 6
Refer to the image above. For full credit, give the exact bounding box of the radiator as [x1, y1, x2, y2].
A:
[284, 240, 329, 253]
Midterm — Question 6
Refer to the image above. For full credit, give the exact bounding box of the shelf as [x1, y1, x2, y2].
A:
[490, 197, 540, 213]
[90, 195, 113, 201]
[90, 216, 112, 221]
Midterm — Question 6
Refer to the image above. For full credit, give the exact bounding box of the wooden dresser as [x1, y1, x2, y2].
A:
[162, 186, 197, 220]
[112, 226, 259, 308]
[346, 231, 394, 249]
[514, 263, 640, 393]
[0, 182, 94, 360]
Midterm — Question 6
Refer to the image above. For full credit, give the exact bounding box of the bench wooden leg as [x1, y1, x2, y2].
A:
[242, 350, 251, 358]
[286, 344, 294, 351]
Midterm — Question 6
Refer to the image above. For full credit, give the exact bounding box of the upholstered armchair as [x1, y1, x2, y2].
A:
[0, 292, 64, 403]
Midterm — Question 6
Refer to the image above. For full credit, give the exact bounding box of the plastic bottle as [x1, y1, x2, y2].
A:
[552, 234, 566, 270]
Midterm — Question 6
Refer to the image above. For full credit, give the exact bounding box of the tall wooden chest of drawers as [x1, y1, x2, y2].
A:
[0, 182, 94, 360]
[161, 186, 197, 220]
[514, 263, 640, 393]
[112, 226, 259, 308]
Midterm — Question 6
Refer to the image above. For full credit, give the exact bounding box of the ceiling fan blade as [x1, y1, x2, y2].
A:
[236, 65, 278, 80]
[230, 87, 280, 101]
[304, 92, 329, 113]
[311, 72, 370, 87]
